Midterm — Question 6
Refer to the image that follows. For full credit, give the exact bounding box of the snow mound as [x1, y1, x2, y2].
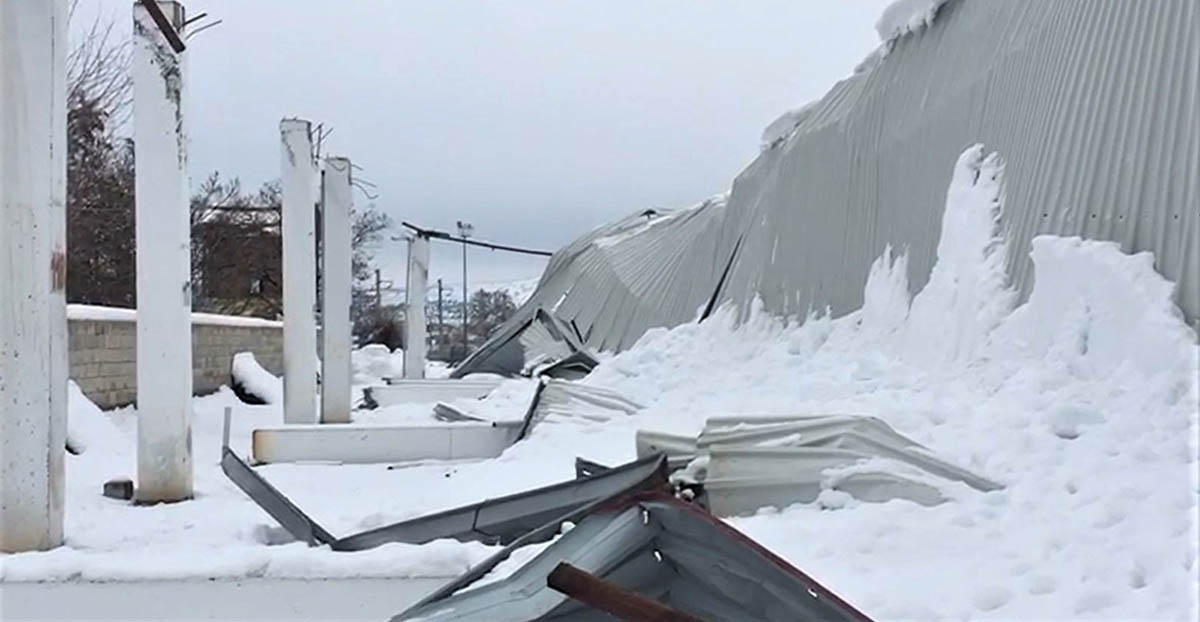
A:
[994, 235, 1198, 380]
[231, 352, 283, 405]
[583, 145, 1199, 619]
[903, 144, 1015, 364]
[875, 0, 947, 42]
[65, 381, 129, 457]
[352, 344, 402, 384]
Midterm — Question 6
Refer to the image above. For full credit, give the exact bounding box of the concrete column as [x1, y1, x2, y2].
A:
[0, 0, 69, 552]
[320, 157, 352, 423]
[280, 119, 318, 424]
[133, 0, 192, 503]
[404, 236, 430, 379]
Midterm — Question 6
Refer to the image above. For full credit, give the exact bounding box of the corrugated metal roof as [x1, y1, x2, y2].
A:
[457, 0, 1197, 376]
[719, 0, 1198, 324]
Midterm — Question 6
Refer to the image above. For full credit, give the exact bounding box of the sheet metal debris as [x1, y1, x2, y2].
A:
[638, 415, 1003, 515]
[393, 491, 872, 622]
[221, 414, 668, 550]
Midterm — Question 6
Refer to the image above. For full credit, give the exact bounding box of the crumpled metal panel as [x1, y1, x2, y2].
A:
[454, 197, 729, 377]
[718, 0, 1198, 324]
[461, 0, 1197, 375]
[394, 492, 871, 622]
[639, 415, 1002, 515]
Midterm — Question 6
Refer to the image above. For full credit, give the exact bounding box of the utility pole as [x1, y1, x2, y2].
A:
[1, 0, 68, 551]
[437, 279, 444, 359]
[456, 220, 473, 357]
[374, 268, 382, 310]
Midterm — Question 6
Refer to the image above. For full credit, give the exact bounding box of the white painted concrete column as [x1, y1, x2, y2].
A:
[0, 0, 69, 552]
[320, 157, 352, 423]
[403, 236, 430, 379]
[133, 1, 193, 503]
[280, 119, 318, 424]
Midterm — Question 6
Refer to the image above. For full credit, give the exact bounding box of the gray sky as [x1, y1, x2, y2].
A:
[78, 1, 888, 294]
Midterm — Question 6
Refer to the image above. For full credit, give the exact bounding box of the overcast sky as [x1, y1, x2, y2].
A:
[78, 1, 888, 295]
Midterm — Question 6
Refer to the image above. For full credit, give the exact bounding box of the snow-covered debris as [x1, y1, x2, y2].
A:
[230, 352, 283, 405]
[875, 0, 947, 42]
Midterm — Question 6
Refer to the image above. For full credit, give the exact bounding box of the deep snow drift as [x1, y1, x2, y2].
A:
[3, 146, 1196, 620]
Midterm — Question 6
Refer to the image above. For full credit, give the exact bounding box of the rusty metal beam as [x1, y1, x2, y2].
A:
[547, 563, 704, 622]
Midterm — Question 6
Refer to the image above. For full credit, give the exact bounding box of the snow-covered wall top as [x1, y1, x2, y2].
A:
[719, 0, 1198, 325]
[67, 304, 283, 328]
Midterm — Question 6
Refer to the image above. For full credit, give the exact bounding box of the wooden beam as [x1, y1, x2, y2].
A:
[547, 563, 704, 622]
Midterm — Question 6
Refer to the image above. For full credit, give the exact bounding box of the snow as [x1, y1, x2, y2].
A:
[230, 352, 283, 405]
[352, 344, 402, 384]
[4, 146, 1196, 620]
[875, 0, 947, 42]
[760, 101, 817, 150]
[66, 304, 283, 328]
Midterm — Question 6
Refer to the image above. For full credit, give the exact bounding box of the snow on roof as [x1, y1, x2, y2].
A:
[875, 0, 948, 42]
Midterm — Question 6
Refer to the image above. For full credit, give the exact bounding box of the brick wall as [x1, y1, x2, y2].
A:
[68, 307, 283, 409]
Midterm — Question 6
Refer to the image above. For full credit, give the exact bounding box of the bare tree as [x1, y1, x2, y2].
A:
[65, 1, 136, 306]
[67, 0, 132, 130]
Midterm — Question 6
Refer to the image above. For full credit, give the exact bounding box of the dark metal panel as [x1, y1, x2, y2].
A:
[219, 447, 337, 547]
[336, 453, 668, 551]
[394, 493, 871, 622]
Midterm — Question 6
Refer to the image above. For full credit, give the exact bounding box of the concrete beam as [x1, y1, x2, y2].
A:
[365, 378, 502, 407]
[250, 422, 522, 464]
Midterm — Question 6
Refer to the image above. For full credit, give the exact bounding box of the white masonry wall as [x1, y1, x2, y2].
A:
[133, 0, 193, 503]
[404, 236, 430, 378]
[320, 157, 352, 423]
[280, 119, 318, 424]
[0, 0, 69, 552]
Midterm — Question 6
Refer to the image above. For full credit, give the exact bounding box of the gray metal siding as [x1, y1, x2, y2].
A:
[459, 0, 1198, 378]
[720, 0, 1198, 323]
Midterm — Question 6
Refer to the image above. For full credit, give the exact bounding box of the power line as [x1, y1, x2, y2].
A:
[399, 221, 553, 257]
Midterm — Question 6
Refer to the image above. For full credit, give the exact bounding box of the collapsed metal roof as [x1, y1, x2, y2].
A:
[454, 198, 730, 377]
[456, 0, 1199, 378]
[393, 492, 872, 622]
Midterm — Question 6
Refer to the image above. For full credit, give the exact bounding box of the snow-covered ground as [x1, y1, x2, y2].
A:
[3, 147, 1197, 620]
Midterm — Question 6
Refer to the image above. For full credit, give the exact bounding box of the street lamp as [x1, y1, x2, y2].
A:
[456, 220, 474, 358]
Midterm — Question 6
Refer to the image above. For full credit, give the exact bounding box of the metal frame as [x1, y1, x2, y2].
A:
[221, 412, 668, 551]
